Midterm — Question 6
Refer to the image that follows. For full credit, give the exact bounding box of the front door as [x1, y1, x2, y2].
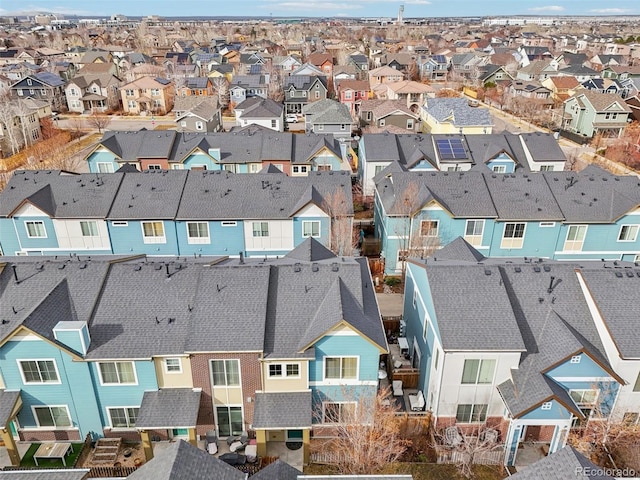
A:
[170, 428, 189, 440]
[216, 406, 243, 437]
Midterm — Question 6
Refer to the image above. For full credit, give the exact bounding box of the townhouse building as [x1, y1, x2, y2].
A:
[0, 239, 386, 465]
[374, 166, 640, 274]
[0, 169, 353, 259]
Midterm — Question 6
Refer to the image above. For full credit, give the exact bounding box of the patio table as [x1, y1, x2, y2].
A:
[33, 442, 72, 466]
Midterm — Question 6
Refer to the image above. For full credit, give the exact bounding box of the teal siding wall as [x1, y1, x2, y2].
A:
[410, 160, 437, 171]
[1, 339, 103, 437]
[546, 354, 609, 379]
[520, 400, 573, 421]
[0, 220, 19, 255]
[12, 216, 59, 250]
[486, 159, 515, 173]
[175, 220, 245, 256]
[87, 151, 120, 173]
[89, 360, 158, 428]
[311, 153, 341, 171]
[54, 331, 84, 355]
[107, 220, 179, 255]
[292, 217, 330, 247]
[183, 153, 218, 171]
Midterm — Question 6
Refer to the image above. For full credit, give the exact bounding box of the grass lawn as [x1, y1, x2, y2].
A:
[304, 462, 505, 480]
[20, 443, 83, 468]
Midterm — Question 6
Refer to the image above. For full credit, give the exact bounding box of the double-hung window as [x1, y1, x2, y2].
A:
[186, 222, 210, 244]
[464, 220, 484, 246]
[325, 357, 357, 380]
[164, 358, 182, 373]
[501, 222, 525, 249]
[99, 362, 137, 385]
[80, 221, 99, 237]
[461, 359, 495, 384]
[323, 402, 356, 423]
[19, 360, 59, 384]
[302, 220, 320, 238]
[25, 221, 46, 238]
[252, 222, 269, 237]
[33, 406, 71, 428]
[211, 359, 240, 386]
[420, 220, 439, 237]
[618, 225, 639, 242]
[108, 407, 139, 428]
[456, 404, 487, 423]
[268, 363, 300, 378]
[142, 221, 165, 244]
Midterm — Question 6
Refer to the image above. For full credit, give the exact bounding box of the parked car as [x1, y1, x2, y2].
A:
[286, 114, 299, 123]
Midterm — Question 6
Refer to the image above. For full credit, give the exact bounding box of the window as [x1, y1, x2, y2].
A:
[142, 221, 165, 244]
[195, 121, 204, 131]
[125, 89, 134, 96]
[540, 222, 556, 228]
[147, 165, 161, 170]
[420, 220, 439, 237]
[379, 119, 386, 127]
[268, 363, 300, 377]
[492, 165, 506, 173]
[618, 225, 639, 242]
[180, 121, 187, 127]
[374, 165, 385, 175]
[211, 359, 240, 386]
[286, 363, 300, 377]
[25, 221, 46, 238]
[464, 220, 484, 246]
[325, 357, 358, 380]
[340, 124, 346, 131]
[216, 406, 243, 437]
[407, 119, 414, 130]
[345, 91, 352, 99]
[19, 360, 59, 384]
[108, 407, 139, 428]
[292, 166, 308, 174]
[80, 221, 98, 237]
[221, 221, 237, 227]
[252, 222, 269, 237]
[151, 89, 160, 96]
[570, 355, 581, 364]
[33, 406, 71, 428]
[128, 100, 137, 108]
[501, 223, 526, 249]
[564, 225, 587, 251]
[27, 78, 32, 86]
[633, 372, 640, 392]
[187, 222, 210, 244]
[112, 221, 128, 227]
[604, 112, 618, 120]
[317, 124, 324, 131]
[570, 389, 598, 405]
[541, 402, 552, 410]
[323, 402, 356, 423]
[315, 90, 320, 99]
[540, 165, 554, 171]
[99, 362, 136, 385]
[456, 404, 487, 423]
[302, 220, 320, 238]
[461, 359, 496, 384]
[164, 358, 182, 373]
[271, 119, 277, 128]
[269, 364, 282, 377]
[97, 162, 114, 173]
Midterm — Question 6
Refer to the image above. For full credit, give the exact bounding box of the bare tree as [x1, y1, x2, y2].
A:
[0, 100, 21, 156]
[435, 425, 502, 479]
[86, 112, 111, 133]
[312, 387, 411, 475]
[211, 77, 230, 111]
[323, 187, 354, 256]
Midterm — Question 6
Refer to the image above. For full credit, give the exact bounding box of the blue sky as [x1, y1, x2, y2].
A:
[1, 0, 639, 18]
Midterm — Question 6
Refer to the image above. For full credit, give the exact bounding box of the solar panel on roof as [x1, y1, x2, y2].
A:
[250, 64, 263, 74]
[436, 138, 467, 160]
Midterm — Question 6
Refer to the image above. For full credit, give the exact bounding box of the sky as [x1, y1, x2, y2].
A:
[1, 0, 639, 18]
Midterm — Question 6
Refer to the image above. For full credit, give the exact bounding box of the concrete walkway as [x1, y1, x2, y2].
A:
[376, 293, 404, 317]
[0, 443, 34, 468]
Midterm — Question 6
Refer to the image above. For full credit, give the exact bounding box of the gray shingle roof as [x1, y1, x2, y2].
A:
[0, 390, 21, 427]
[251, 459, 301, 480]
[509, 446, 615, 479]
[236, 97, 283, 119]
[136, 389, 201, 428]
[127, 440, 245, 480]
[423, 98, 492, 127]
[303, 99, 353, 125]
[0, 471, 90, 480]
[252, 391, 312, 428]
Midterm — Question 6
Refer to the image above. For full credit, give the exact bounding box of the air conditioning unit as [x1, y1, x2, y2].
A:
[399, 319, 406, 337]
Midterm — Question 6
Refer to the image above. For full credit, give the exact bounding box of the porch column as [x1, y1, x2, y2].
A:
[256, 429, 267, 457]
[140, 430, 154, 461]
[504, 421, 522, 467]
[188, 427, 197, 447]
[549, 422, 569, 455]
[302, 429, 310, 465]
[0, 427, 20, 466]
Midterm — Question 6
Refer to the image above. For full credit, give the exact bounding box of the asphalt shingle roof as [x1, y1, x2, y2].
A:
[0, 470, 90, 480]
[252, 391, 312, 428]
[136, 389, 201, 428]
[423, 98, 492, 127]
[251, 459, 301, 480]
[509, 446, 615, 479]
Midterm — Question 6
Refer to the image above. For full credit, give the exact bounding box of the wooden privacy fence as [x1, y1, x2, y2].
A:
[437, 448, 503, 465]
[310, 451, 349, 465]
[88, 466, 138, 477]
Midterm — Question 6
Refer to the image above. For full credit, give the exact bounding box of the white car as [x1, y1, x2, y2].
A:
[285, 114, 299, 123]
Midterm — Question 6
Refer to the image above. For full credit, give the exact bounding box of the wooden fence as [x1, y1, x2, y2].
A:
[310, 451, 349, 464]
[437, 448, 503, 465]
[88, 465, 138, 477]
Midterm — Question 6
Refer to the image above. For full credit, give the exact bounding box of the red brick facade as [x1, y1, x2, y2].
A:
[20, 429, 81, 442]
[190, 352, 262, 438]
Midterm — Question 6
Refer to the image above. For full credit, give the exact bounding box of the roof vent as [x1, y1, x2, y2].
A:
[615, 271, 623, 278]
[514, 266, 521, 273]
[484, 269, 491, 276]
[312, 263, 319, 272]
[543, 265, 551, 272]
[533, 266, 541, 273]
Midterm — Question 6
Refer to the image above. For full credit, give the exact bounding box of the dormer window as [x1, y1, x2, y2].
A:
[27, 78, 32, 86]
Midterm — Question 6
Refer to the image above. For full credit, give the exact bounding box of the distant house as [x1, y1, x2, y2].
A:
[506, 80, 553, 108]
[10, 72, 66, 111]
[303, 99, 354, 139]
[175, 97, 223, 133]
[373, 80, 436, 112]
[359, 99, 420, 133]
[420, 97, 493, 134]
[307, 53, 334, 77]
[120, 76, 174, 115]
[176, 77, 214, 97]
[541, 76, 580, 105]
[234, 96, 284, 132]
[283, 75, 328, 115]
[65, 73, 122, 113]
[368, 65, 403, 87]
[417, 54, 448, 81]
[228, 74, 269, 105]
[335, 79, 371, 116]
[562, 91, 632, 138]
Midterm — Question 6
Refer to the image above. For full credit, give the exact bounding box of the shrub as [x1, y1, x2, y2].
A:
[384, 277, 401, 287]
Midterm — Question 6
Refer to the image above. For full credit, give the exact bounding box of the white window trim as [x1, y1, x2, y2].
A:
[541, 402, 552, 410]
[107, 406, 140, 429]
[186, 222, 210, 244]
[112, 221, 128, 227]
[323, 356, 359, 383]
[25, 220, 47, 239]
[97, 361, 138, 386]
[80, 220, 99, 237]
[96, 162, 114, 173]
[420, 219, 439, 237]
[617, 224, 639, 242]
[17, 359, 61, 385]
[164, 358, 182, 374]
[322, 401, 357, 424]
[501, 222, 526, 249]
[210, 359, 241, 387]
[141, 221, 166, 244]
[221, 221, 237, 227]
[570, 355, 581, 364]
[267, 362, 301, 379]
[302, 220, 321, 238]
[464, 219, 484, 247]
[564, 224, 588, 252]
[31, 405, 72, 429]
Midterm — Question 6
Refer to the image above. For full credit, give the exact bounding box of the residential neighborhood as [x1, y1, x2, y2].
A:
[0, 5, 640, 480]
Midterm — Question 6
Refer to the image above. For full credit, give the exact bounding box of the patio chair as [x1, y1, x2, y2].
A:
[409, 390, 425, 411]
[205, 430, 218, 455]
[392, 380, 403, 397]
[445, 426, 464, 447]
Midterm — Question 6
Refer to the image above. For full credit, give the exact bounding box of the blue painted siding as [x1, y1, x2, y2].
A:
[487, 221, 560, 258]
[89, 360, 158, 429]
[1, 339, 103, 437]
[107, 220, 179, 255]
[54, 331, 84, 355]
[175, 220, 245, 256]
[410, 160, 437, 171]
[520, 400, 573, 421]
[87, 151, 120, 173]
[311, 152, 341, 171]
[183, 152, 218, 171]
[13, 216, 59, 250]
[546, 354, 610, 379]
[0, 220, 20, 255]
[486, 159, 515, 173]
[292, 217, 330, 247]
